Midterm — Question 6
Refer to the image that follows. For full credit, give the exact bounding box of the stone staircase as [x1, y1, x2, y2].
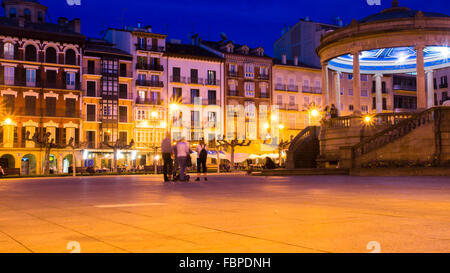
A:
[285, 126, 320, 169]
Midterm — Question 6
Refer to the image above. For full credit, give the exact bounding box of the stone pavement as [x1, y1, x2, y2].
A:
[0, 174, 449, 253]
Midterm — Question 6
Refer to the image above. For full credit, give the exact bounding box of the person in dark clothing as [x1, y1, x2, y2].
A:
[161, 133, 173, 182]
[330, 104, 339, 118]
[264, 157, 276, 169]
[195, 138, 208, 181]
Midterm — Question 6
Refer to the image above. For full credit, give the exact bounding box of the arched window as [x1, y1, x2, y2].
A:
[25, 45, 37, 61]
[9, 8, 16, 18]
[3, 43, 15, 59]
[65, 49, 76, 65]
[24, 9, 31, 21]
[45, 47, 57, 63]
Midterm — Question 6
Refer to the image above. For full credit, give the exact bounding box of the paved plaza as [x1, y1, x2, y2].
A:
[0, 174, 449, 253]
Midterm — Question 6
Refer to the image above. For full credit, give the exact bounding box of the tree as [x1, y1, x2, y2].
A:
[264, 136, 293, 167]
[217, 135, 251, 170]
[102, 139, 134, 172]
[25, 131, 74, 175]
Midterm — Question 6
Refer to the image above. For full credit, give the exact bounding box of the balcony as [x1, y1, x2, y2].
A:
[135, 44, 165, 52]
[136, 80, 164, 88]
[205, 79, 220, 86]
[371, 88, 389, 94]
[259, 93, 270, 99]
[302, 86, 322, 94]
[228, 90, 239, 96]
[393, 84, 416, 91]
[276, 104, 298, 111]
[257, 74, 270, 81]
[136, 63, 164, 72]
[228, 71, 240, 78]
[202, 98, 218, 105]
[170, 76, 186, 83]
[83, 66, 101, 75]
[135, 98, 161, 105]
[439, 83, 448, 89]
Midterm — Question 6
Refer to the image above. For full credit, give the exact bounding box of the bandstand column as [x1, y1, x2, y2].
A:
[352, 51, 361, 113]
[334, 71, 341, 114]
[321, 62, 329, 107]
[375, 74, 383, 113]
[416, 45, 426, 110]
[426, 70, 434, 108]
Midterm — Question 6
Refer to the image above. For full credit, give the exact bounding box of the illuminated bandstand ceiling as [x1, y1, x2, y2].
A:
[328, 46, 450, 74]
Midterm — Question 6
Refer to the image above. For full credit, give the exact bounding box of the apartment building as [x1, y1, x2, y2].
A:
[201, 39, 272, 141]
[165, 41, 224, 143]
[81, 38, 134, 169]
[0, 0, 84, 175]
[105, 25, 167, 164]
[272, 56, 323, 140]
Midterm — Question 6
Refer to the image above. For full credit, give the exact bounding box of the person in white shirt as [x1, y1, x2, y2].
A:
[175, 137, 191, 181]
[195, 138, 208, 181]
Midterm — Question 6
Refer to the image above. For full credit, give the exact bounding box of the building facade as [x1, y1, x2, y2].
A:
[165, 41, 224, 143]
[81, 38, 134, 169]
[105, 25, 167, 165]
[0, 0, 84, 175]
[201, 40, 272, 141]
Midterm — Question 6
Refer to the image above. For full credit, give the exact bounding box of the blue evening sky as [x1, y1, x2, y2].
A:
[7, 0, 450, 55]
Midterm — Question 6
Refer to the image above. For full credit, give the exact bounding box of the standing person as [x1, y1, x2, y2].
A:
[195, 139, 208, 181]
[161, 132, 173, 182]
[176, 137, 191, 181]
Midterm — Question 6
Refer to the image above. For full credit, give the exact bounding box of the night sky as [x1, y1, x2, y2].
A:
[5, 0, 449, 55]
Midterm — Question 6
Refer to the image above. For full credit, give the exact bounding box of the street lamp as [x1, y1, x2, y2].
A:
[4, 118, 12, 125]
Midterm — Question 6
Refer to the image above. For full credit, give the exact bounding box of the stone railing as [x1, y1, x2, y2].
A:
[352, 108, 436, 159]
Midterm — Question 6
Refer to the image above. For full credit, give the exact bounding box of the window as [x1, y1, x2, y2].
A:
[9, 8, 16, 18]
[47, 70, 56, 88]
[119, 106, 128, 123]
[361, 105, 369, 113]
[277, 95, 283, 105]
[289, 95, 295, 105]
[244, 64, 254, 78]
[46, 97, 56, 116]
[244, 82, 255, 97]
[24, 9, 31, 21]
[25, 96, 36, 115]
[66, 72, 76, 89]
[87, 60, 95, 74]
[65, 98, 76, 117]
[86, 81, 96, 97]
[119, 84, 127, 99]
[191, 89, 200, 104]
[150, 92, 159, 104]
[86, 105, 96, 121]
[207, 70, 216, 85]
[208, 90, 216, 105]
[190, 69, 198, 84]
[304, 96, 310, 105]
[382, 98, 387, 110]
[361, 89, 368, 97]
[120, 63, 127, 77]
[172, 67, 181, 82]
[3, 94, 14, 114]
[86, 131, 95, 148]
[349, 105, 354, 111]
[119, 132, 128, 146]
[26, 69, 36, 87]
[4, 43, 14, 59]
[208, 112, 217, 128]
[173, 87, 182, 100]
[46, 47, 57, 63]
[25, 45, 37, 61]
[191, 111, 200, 128]
[229, 64, 236, 72]
[348, 88, 353, 96]
[4, 66, 14, 85]
[65, 49, 76, 65]
[38, 12, 43, 23]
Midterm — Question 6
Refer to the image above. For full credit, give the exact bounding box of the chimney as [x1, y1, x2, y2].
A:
[294, 56, 298, 66]
[18, 16, 25, 27]
[281, 54, 287, 65]
[68, 18, 81, 33]
[58, 17, 68, 26]
[191, 34, 199, 46]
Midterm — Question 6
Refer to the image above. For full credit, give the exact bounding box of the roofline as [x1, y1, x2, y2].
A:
[164, 52, 223, 62]
[106, 27, 167, 38]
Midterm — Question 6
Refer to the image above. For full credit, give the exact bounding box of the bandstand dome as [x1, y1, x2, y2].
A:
[317, 0, 450, 111]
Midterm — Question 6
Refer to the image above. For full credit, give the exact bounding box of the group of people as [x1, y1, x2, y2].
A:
[323, 104, 339, 120]
[161, 133, 209, 182]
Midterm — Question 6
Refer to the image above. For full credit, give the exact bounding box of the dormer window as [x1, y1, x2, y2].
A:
[24, 9, 31, 22]
[9, 8, 16, 18]
[225, 43, 234, 53]
[238, 45, 249, 55]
